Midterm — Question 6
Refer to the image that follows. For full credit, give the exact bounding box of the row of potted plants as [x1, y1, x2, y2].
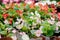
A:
[0, 1, 60, 40]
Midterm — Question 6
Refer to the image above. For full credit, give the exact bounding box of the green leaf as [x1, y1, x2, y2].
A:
[19, 3, 24, 10]
[14, 5, 19, 10]
[1, 3, 5, 8]
[0, 22, 6, 29]
[48, 8, 52, 12]
[8, 9, 17, 16]
[35, 6, 40, 11]
[31, 30, 36, 34]
[25, 4, 30, 11]
[0, 14, 2, 19]
[0, 31, 7, 35]
[7, 33, 14, 37]
[41, 21, 55, 36]
[46, 30, 54, 37]
[21, 26, 28, 32]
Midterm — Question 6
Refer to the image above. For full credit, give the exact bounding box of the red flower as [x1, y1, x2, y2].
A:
[57, 2, 60, 5]
[16, 10, 23, 16]
[51, 8, 57, 15]
[58, 13, 60, 20]
[39, 3, 43, 10]
[51, 4, 55, 8]
[43, 5, 48, 11]
[51, 4, 57, 15]
[40, 5, 48, 13]
[30, 2, 35, 9]
[2, 13, 9, 19]
[9, 18, 13, 24]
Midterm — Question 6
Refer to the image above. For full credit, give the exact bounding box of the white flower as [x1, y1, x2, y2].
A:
[46, 1, 51, 5]
[51, 1, 56, 5]
[17, 18, 22, 22]
[35, 11, 40, 17]
[22, 33, 29, 40]
[51, 17, 55, 21]
[15, 22, 20, 25]
[16, 25, 23, 29]
[56, 21, 60, 26]
[6, 28, 12, 31]
[31, 12, 34, 15]
[35, 3, 39, 6]
[36, 19, 41, 23]
[4, 20, 9, 24]
[56, 26, 59, 31]
[41, 1, 46, 6]
[11, 35, 17, 40]
[35, 30, 42, 37]
[30, 16, 34, 19]
[16, 18, 25, 24]
[27, 1, 32, 4]
[39, 26, 43, 33]
[12, 29, 16, 33]
[39, 26, 43, 31]
[25, 0, 34, 4]
[48, 19, 55, 24]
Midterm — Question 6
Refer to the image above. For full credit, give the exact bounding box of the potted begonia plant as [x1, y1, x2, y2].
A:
[0, 21, 13, 40]
[1, 0, 60, 40]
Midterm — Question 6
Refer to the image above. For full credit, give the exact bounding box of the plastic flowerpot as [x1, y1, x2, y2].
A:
[0, 37, 12, 40]
[0, 35, 12, 40]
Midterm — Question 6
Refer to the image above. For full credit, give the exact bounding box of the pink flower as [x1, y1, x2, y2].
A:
[10, 0, 14, 3]
[56, 21, 60, 26]
[12, 29, 16, 33]
[3, 1, 7, 4]
[35, 30, 42, 37]
[14, 0, 20, 3]
[3, 0, 9, 4]
[20, 32, 25, 35]
[58, 13, 60, 20]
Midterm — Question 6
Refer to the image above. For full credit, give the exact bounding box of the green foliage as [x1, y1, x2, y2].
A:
[0, 2, 59, 38]
[0, 31, 7, 35]
[41, 21, 56, 37]
[0, 14, 2, 19]
[39, 11, 51, 20]
[0, 22, 7, 35]
[21, 26, 29, 32]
